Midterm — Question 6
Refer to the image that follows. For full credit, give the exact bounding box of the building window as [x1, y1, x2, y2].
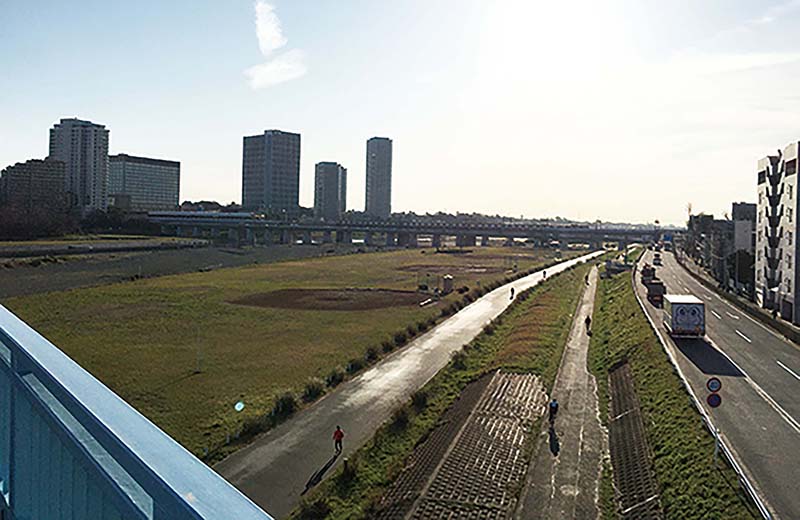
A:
[788, 278, 792, 292]
[790, 231, 794, 246]
[788, 253, 793, 266]
[789, 208, 794, 222]
[790, 185, 794, 200]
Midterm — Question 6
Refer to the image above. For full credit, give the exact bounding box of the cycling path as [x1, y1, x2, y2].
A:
[215, 251, 602, 519]
[517, 266, 604, 519]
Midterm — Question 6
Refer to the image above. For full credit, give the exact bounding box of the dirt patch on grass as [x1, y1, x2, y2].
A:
[230, 288, 426, 311]
[396, 264, 504, 274]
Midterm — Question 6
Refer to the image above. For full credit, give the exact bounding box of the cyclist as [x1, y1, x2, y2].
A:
[548, 398, 559, 425]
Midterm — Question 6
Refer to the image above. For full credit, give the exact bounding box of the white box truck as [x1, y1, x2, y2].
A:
[663, 294, 705, 337]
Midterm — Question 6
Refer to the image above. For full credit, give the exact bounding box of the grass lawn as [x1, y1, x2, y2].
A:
[0, 234, 175, 246]
[5, 246, 570, 456]
[293, 258, 595, 519]
[588, 268, 757, 519]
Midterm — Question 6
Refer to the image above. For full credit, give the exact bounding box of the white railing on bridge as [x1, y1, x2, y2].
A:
[0, 304, 273, 520]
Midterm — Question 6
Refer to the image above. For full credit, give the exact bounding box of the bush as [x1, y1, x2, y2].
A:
[391, 406, 410, 430]
[346, 358, 364, 374]
[381, 340, 395, 353]
[325, 368, 344, 387]
[406, 324, 418, 337]
[411, 389, 428, 411]
[302, 379, 324, 402]
[393, 331, 408, 347]
[272, 393, 297, 418]
[416, 320, 429, 333]
[483, 323, 495, 336]
[298, 498, 331, 520]
[365, 346, 379, 362]
[451, 350, 467, 370]
[240, 414, 268, 438]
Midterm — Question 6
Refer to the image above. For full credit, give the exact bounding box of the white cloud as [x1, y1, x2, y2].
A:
[245, 49, 307, 89]
[245, 1, 306, 89]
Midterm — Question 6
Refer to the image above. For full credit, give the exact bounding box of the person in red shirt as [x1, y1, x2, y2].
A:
[333, 425, 345, 453]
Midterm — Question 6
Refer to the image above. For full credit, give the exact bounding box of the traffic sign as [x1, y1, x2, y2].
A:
[706, 377, 722, 393]
[707, 393, 722, 408]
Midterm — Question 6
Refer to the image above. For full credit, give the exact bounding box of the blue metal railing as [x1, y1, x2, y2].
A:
[0, 304, 273, 520]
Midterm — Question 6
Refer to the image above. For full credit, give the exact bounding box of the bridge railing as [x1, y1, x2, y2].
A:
[0, 304, 273, 520]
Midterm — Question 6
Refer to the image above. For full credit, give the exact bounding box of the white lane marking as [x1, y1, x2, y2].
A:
[711, 310, 722, 320]
[736, 330, 752, 343]
[777, 360, 800, 382]
[726, 312, 740, 320]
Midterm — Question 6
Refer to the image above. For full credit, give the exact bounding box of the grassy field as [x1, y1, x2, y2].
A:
[293, 259, 595, 519]
[0, 234, 179, 246]
[5, 246, 570, 456]
[588, 268, 757, 519]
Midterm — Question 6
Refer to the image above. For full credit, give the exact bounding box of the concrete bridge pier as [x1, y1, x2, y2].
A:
[480, 235, 490, 247]
[457, 234, 477, 247]
[364, 232, 374, 246]
[192, 226, 201, 238]
[245, 227, 255, 246]
[386, 232, 397, 247]
[336, 231, 352, 244]
[432, 234, 442, 248]
[322, 230, 333, 244]
[408, 233, 418, 248]
[504, 237, 515, 247]
[303, 231, 313, 245]
[228, 228, 239, 245]
[397, 232, 410, 247]
[279, 229, 291, 245]
[175, 226, 183, 237]
[262, 230, 273, 245]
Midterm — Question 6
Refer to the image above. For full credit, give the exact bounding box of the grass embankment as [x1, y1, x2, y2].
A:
[293, 259, 595, 519]
[588, 271, 756, 519]
[5, 246, 572, 458]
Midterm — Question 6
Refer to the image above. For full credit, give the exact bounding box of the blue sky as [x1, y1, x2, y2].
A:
[3, 1, 800, 224]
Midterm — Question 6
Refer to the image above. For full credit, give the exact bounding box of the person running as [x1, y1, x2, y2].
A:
[548, 398, 559, 425]
[333, 425, 344, 454]
[510, 287, 515, 300]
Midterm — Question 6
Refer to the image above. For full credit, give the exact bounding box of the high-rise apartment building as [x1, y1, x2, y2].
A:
[109, 154, 180, 212]
[48, 118, 109, 213]
[314, 162, 347, 221]
[365, 137, 392, 219]
[756, 141, 800, 322]
[242, 130, 301, 216]
[0, 158, 66, 214]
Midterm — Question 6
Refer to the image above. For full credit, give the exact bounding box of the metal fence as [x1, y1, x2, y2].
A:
[0, 304, 273, 520]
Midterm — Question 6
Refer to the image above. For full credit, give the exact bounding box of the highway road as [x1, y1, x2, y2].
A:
[638, 250, 800, 519]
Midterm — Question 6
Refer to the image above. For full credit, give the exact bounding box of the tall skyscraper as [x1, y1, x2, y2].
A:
[242, 130, 301, 216]
[109, 154, 180, 212]
[314, 162, 347, 221]
[365, 137, 392, 219]
[48, 118, 109, 213]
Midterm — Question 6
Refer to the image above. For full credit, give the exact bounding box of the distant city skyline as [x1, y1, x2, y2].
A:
[6, 1, 800, 225]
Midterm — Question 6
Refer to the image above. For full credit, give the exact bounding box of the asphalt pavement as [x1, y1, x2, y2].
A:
[517, 267, 603, 519]
[639, 250, 800, 519]
[215, 251, 603, 519]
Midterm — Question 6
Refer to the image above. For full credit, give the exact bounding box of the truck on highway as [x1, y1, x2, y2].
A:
[653, 252, 662, 266]
[646, 278, 666, 306]
[640, 264, 655, 284]
[663, 294, 705, 337]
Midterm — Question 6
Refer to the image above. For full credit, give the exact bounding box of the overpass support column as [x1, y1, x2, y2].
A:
[364, 232, 374, 246]
[504, 237, 515, 247]
[397, 232, 410, 247]
[408, 233, 418, 248]
[228, 228, 239, 244]
[336, 231, 352, 244]
[322, 230, 333, 243]
[175, 226, 183, 237]
[303, 231, 313, 245]
[192, 226, 201, 237]
[279, 229, 291, 245]
[457, 234, 476, 247]
[481, 235, 490, 247]
[245, 227, 254, 246]
[432, 234, 442, 248]
[386, 232, 397, 247]
[262, 230, 273, 245]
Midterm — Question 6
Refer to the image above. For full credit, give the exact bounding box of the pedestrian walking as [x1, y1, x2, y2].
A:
[584, 315, 592, 333]
[548, 398, 559, 426]
[510, 287, 515, 300]
[333, 425, 344, 454]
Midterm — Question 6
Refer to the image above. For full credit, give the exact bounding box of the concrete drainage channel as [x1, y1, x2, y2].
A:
[608, 361, 663, 519]
[376, 371, 546, 519]
[630, 268, 773, 520]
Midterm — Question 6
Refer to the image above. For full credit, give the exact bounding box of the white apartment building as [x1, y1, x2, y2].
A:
[48, 118, 110, 213]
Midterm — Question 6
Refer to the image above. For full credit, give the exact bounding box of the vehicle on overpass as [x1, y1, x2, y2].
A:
[663, 294, 705, 337]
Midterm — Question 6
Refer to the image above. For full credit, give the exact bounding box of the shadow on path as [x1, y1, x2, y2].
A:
[301, 452, 340, 495]
[548, 426, 560, 456]
[674, 338, 745, 377]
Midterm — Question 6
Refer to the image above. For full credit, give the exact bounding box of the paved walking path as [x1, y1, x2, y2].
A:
[517, 267, 604, 519]
[215, 251, 602, 519]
